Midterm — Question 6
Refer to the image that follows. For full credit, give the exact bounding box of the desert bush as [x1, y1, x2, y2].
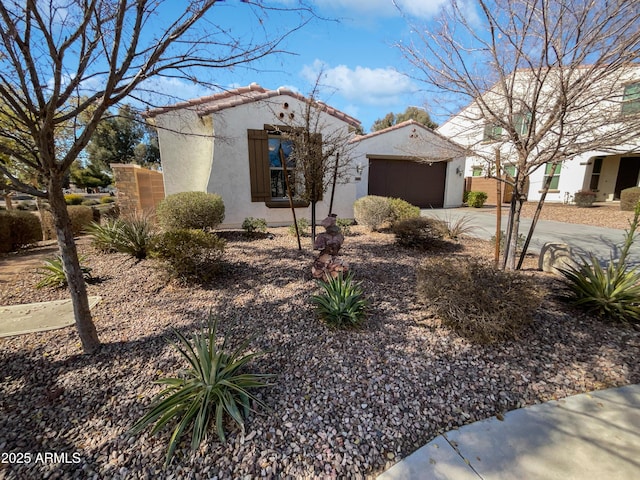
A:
[353, 195, 393, 231]
[42, 205, 94, 239]
[311, 272, 368, 328]
[573, 190, 596, 208]
[466, 191, 488, 208]
[153, 229, 225, 282]
[417, 257, 541, 343]
[131, 315, 272, 466]
[87, 219, 124, 253]
[17, 201, 37, 211]
[64, 193, 84, 205]
[0, 211, 42, 252]
[100, 196, 116, 204]
[156, 191, 225, 231]
[560, 203, 640, 324]
[442, 214, 476, 239]
[115, 215, 156, 259]
[81, 199, 100, 206]
[242, 217, 268, 235]
[336, 218, 353, 236]
[36, 254, 92, 288]
[388, 198, 420, 225]
[620, 187, 640, 211]
[288, 218, 310, 237]
[392, 217, 448, 249]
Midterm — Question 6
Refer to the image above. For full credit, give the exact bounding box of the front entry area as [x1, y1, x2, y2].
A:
[368, 158, 446, 208]
[614, 156, 640, 199]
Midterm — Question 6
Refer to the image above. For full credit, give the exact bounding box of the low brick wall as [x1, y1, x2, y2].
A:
[111, 164, 165, 216]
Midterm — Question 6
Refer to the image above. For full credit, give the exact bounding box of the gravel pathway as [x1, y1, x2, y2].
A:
[1, 227, 639, 479]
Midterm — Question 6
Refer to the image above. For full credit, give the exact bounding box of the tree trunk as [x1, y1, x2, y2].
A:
[504, 177, 527, 271]
[48, 174, 101, 354]
[4, 193, 13, 210]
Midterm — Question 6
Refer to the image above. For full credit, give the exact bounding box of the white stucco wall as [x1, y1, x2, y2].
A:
[154, 94, 358, 228]
[351, 123, 465, 208]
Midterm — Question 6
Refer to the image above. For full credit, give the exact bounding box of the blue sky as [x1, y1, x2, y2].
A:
[148, 0, 464, 132]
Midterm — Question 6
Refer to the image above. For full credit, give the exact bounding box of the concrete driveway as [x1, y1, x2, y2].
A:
[421, 207, 640, 266]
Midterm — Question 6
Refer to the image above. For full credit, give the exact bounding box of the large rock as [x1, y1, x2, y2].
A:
[539, 242, 578, 274]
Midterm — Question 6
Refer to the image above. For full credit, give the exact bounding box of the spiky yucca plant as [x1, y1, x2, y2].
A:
[560, 202, 640, 324]
[311, 272, 368, 328]
[131, 316, 272, 466]
[36, 255, 91, 288]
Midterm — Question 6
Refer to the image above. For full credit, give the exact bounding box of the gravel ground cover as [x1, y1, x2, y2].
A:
[1, 225, 639, 479]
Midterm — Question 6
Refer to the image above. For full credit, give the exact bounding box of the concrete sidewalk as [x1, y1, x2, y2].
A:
[377, 384, 640, 480]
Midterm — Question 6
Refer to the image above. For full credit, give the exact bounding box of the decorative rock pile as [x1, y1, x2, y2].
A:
[312, 214, 349, 280]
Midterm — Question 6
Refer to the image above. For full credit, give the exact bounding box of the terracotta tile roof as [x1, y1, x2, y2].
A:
[144, 83, 361, 128]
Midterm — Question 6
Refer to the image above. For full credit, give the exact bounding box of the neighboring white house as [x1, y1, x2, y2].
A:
[437, 65, 640, 204]
[351, 120, 466, 208]
[146, 83, 361, 228]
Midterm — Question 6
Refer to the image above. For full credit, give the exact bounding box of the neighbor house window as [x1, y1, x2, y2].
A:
[268, 135, 296, 199]
[543, 162, 562, 190]
[589, 157, 603, 191]
[483, 123, 503, 141]
[247, 128, 316, 207]
[514, 113, 531, 136]
[503, 164, 516, 178]
[472, 166, 483, 177]
[622, 82, 640, 115]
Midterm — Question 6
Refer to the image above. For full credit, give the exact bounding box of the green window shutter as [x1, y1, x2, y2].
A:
[622, 82, 640, 115]
[504, 165, 516, 177]
[514, 113, 531, 135]
[544, 162, 561, 189]
[472, 166, 483, 177]
[247, 129, 270, 202]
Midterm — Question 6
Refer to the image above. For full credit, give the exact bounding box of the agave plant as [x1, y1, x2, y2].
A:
[560, 202, 640, 324]
[36, 254, 91, 288]
[87, 216, 155, 259]
[131, 316, 273, 466]
[310, 272, 368, 328]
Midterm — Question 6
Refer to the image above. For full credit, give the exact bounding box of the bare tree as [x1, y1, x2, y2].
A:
[397, 0, 640, 269]
[0, 0, 311, 353]
[276, 76, 357, 242]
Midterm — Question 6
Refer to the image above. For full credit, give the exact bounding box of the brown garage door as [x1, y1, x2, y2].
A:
[368, 158, 446, 208]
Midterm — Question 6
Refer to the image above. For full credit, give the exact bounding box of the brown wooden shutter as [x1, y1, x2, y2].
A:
[247, 129, 270, 202]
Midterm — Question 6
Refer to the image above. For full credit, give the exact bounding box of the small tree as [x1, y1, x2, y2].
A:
[0, 1, 312, 353]
[371, 106, 438, 132]
[398, 0, 640, 269]
[278, 77, 357, 242]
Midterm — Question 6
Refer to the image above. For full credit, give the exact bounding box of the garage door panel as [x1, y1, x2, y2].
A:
[369, 159, 446, 208]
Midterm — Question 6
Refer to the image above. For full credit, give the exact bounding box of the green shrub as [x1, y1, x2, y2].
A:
[156, 191, 225, 231]
[153, 229, 225, 282]
[114, 216, 156, 259]
[311, 272, 368, 328]
[353, 195, 393, 231]
[36, 254, 92, 288]
[392, 217, 448, 249]
[417, 257, 541, 343]
[388, 198, 420, 225]
[81, 199, 100, 206]
[131, 315, 272, 466]
[336, 218, 353, 236]
[242, 217, 267, 235]
[0, 211, 42, 252]
[467, 191, 488, 208]
[288, 218, 310, 237]
[620, 187, 640, 211]
[462, 191, 470, 203]
[560, 203, 640, 324]
[64, 193, 84, 205]
[573, 190, 596, 208]
[100, 196, 116, 204]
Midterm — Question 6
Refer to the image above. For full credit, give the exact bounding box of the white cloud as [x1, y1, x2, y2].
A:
[301, 0, 448, 19]
[301, 60, 418, 106]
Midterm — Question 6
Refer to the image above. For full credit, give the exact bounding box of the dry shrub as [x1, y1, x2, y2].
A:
[417, 257, 541, 343]
[42, 206, 95, 239]
[353, 195, 392, 231]
[620, 187, 640, 211]
[392, 217, 448, 249]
